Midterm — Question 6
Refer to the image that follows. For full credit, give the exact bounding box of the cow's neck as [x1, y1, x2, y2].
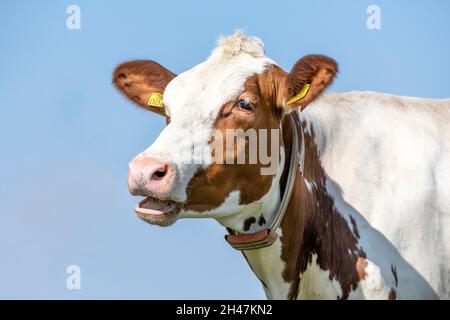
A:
[218, 113, 365, 299]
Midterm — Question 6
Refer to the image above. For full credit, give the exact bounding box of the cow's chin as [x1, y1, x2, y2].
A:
[134, 197, 182, 227]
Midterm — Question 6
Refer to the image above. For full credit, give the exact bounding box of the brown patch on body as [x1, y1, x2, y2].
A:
[356, 257, 368, 280]
[279, 114, 366, 299]
[389, 264, 398, 299]
[350, 216, 360, 239]
[258, 215, 266, 226]
[391, 264, 398, 287]
[388, 289, 397, 300]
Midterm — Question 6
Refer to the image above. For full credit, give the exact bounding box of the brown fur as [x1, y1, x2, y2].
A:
[184, 68, 283, 212]
[113, 60, 176, 116]
[286, 55, 338, 111]
[258, 215, 267, 226]
[356, 257, 369, 280]
[114, 54, 348, 300]
[278, 114, 366, 300]
[243, 217, 257, 232]
[388, 289, 397, 300]
[183, 60, 337, 213]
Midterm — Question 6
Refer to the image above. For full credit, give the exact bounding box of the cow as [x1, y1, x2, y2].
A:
[113, 32, 450, 299]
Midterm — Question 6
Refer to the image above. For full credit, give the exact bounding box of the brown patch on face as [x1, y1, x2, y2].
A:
[356, 257, 368, 280]
[184, 66, 284, 213]
[388, 289, 397, 300]
[243, 217, 257, 232]
[279, 114, 366, 300]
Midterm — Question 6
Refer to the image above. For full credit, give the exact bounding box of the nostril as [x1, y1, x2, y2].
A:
[151, 165, 168, 181]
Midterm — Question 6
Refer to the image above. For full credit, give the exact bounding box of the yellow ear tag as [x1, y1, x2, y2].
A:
[287, 83, 310, 105]
[147, 92, 164, 108]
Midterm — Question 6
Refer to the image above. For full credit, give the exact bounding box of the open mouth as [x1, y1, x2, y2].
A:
[134, 196, 182, 226]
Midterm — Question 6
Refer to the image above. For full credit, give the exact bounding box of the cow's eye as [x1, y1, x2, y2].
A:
[236, 99, 254, 112]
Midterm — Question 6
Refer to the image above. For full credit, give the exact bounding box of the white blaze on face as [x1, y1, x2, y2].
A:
[140, 32, 276, 202]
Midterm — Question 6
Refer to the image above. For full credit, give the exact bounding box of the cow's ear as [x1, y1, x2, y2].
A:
[113, 60, 176, 117]
[283, 55, 337, 112]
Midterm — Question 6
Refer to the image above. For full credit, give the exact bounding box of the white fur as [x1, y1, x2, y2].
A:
[241, 92, 449, 300]
[243, 229, 292, 299]
[297, 254, 345, 299]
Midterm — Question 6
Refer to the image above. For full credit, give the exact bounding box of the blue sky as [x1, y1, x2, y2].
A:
[0, 0, 449, 299]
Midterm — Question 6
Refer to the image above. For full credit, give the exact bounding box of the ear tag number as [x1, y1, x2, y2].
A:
[148, 92, 164, 108]
[287, 84, 310, 105]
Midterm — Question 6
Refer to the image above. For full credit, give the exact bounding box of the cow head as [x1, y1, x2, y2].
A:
[113, 32, 337, 230]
